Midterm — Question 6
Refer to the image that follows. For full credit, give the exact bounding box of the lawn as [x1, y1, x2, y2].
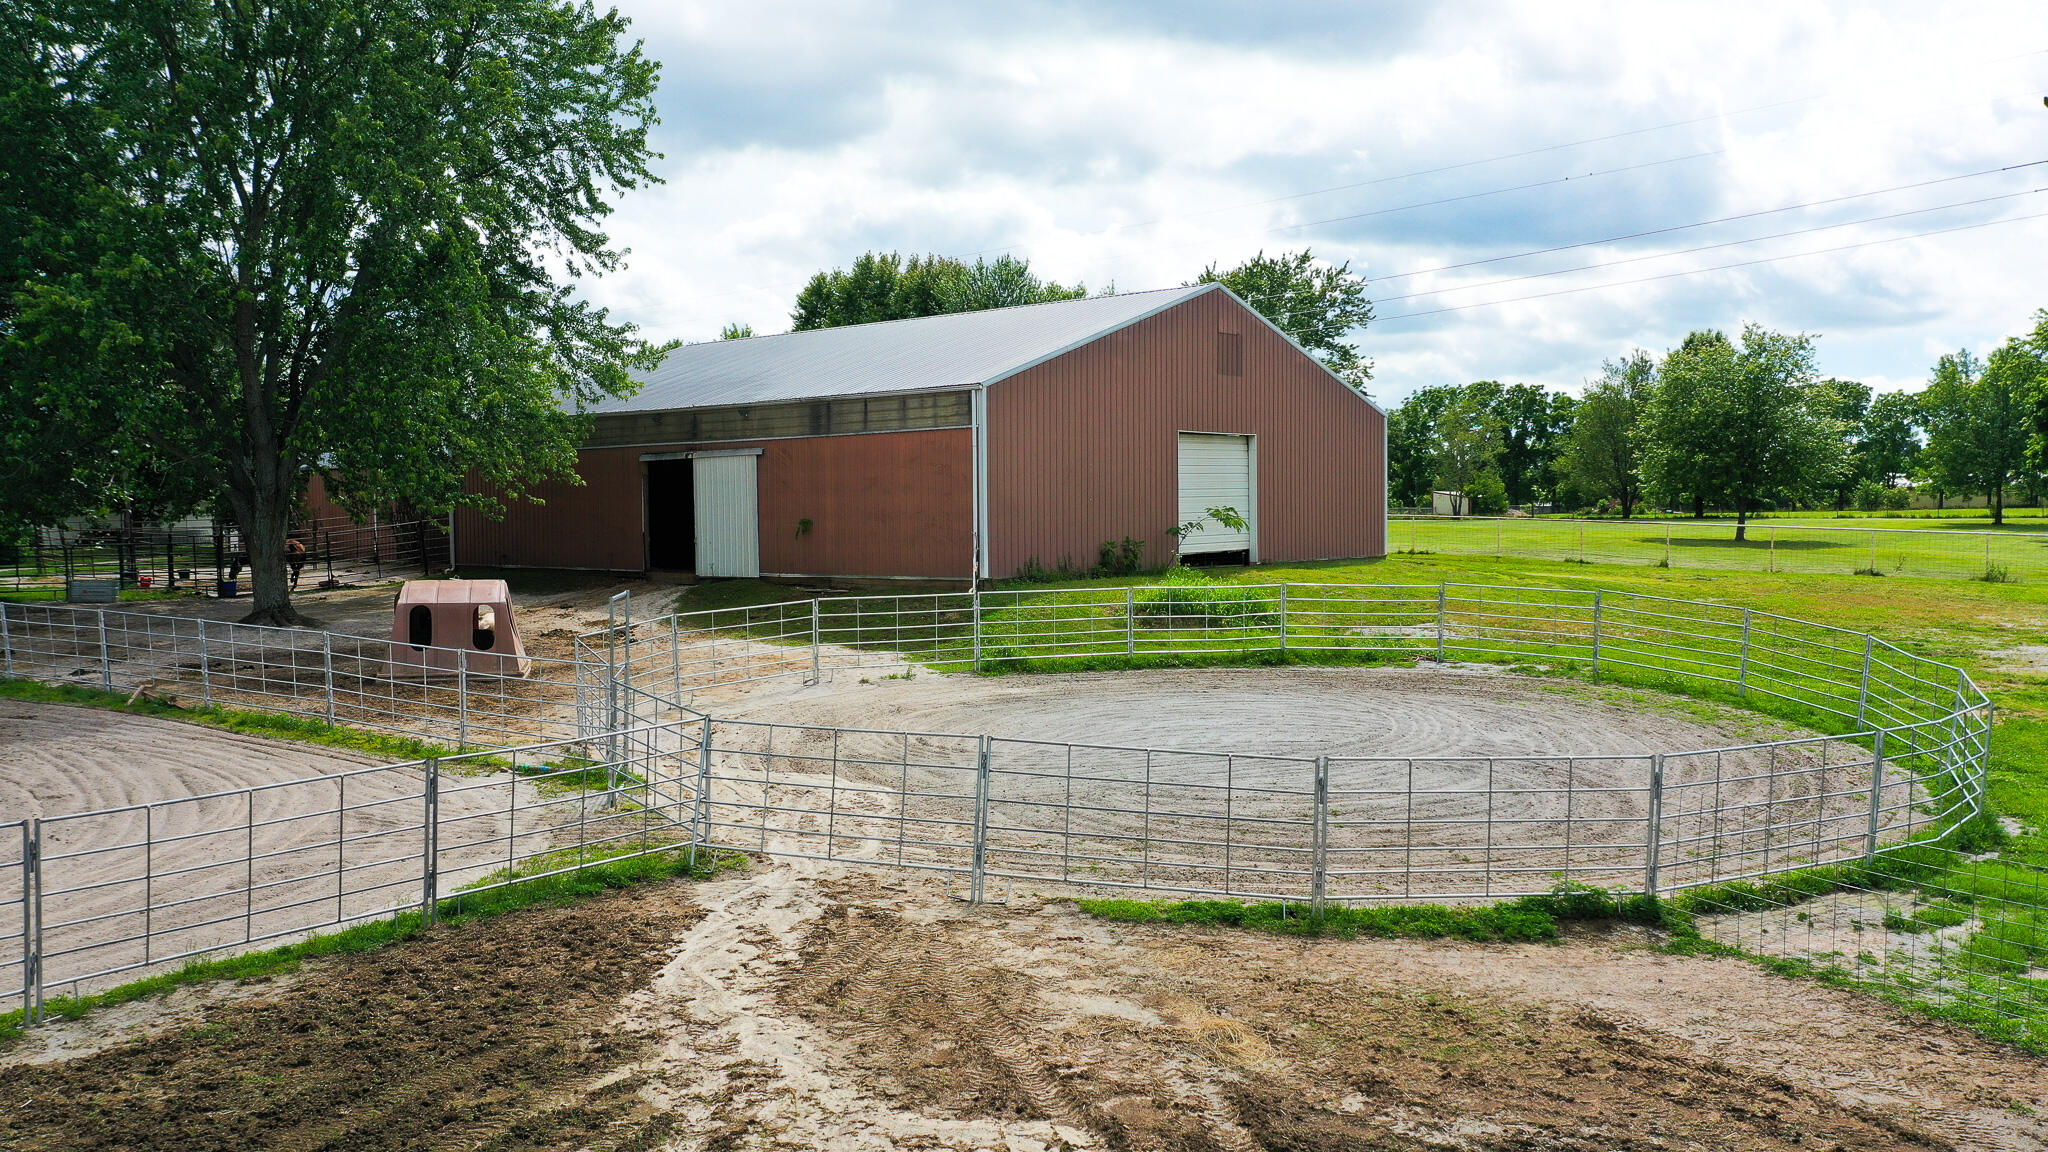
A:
[1385, 515, 2048, 581]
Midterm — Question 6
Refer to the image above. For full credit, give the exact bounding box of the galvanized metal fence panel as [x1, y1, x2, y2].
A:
[0, 582, 2001, 1030]
[0, 602, 597, 752]
[5, 720, 701, 1016]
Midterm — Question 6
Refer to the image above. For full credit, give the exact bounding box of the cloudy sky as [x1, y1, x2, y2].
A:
[582, 1, 2048, 405]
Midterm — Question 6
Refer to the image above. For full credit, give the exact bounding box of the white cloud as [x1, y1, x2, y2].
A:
[584, 0, 2048, 398]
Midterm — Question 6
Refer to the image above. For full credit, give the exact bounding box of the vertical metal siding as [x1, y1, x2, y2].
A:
[456, 427, 974, 578]
[691, 454, 761, 577]
[987, 291, 1385, 576]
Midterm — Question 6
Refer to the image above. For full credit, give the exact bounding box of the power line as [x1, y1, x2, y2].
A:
[651, 71, 2048, 317]
[949, 107, 1783, 260]
[1058, 149, 1726, 275]
[643, 150, 1728, 313]
[1372, 207, 2048, 323]
[954, 72, 2048, 263]
[1369, 160, 2048, 284]
[1372, 185, 2048, 305]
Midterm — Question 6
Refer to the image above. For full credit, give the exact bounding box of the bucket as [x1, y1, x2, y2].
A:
[219, 580, 238, 599]
[137, 575, 153, 589]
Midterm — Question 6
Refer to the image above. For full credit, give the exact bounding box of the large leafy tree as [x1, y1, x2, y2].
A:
[1, 0, 663, 624]
[1926, 343, 2038, 525]
[1492, 382, 1576, 506]
[1431, 392, 1503, 517]
[1860, 389, 1922, 488]
[1809, 378, 1872, 511]
[1640, 330, 1733, 518]
[790, 252, 1083, 331]
[1561, 350, 1654, 518]
[1642, 325, 1839, 540]
[1196, 249, 1374, 390]
[1386, 385, 1460, 507]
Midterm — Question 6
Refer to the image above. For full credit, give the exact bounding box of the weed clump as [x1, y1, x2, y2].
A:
[1078, 882, 1672, 944]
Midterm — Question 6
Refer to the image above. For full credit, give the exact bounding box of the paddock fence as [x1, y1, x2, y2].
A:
[2, 717, 704, 1020]
[0, 583, 2015, 1038]
[1, 513, 450, 596]
[0, 601, 611, 752]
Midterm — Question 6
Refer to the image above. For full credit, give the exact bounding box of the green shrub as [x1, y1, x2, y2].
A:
[1093, 538, 1146, 578]
[1135, 567, 1277, 626]
[1465, 470, 1509, 516]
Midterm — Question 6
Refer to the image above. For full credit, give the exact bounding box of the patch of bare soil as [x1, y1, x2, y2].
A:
[6, 863, 2042, 1151]
[0, 882, 704, 1152]
[774, 887, 1962, 1152]
[615, 865, 2042, 1150]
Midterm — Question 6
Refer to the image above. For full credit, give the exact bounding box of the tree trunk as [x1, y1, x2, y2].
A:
[224, 431, 315, 628]
[1692, 494, 1704, 519]
[1734, 500, 1748, 543]
[227, 484, 313, 627]
[1993, 482, 2004, 526]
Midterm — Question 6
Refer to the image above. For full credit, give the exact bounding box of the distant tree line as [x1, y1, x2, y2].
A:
[1387, 311, 2048, 530]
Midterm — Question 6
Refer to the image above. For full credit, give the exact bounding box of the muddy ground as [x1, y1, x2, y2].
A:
[5, 860, 2042, 1152]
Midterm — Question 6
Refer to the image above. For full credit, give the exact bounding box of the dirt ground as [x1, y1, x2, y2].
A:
[1, 702, 548, 1002]
[5, 859, 2042, 1152]
[695, 666, 1898, 898]
[120, 575, 706, 662]
[709, 663, 1805, 760]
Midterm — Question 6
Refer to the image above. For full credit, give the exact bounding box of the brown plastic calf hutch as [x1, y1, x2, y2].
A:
[454, 284, 1387, 582]
[389, 579, 531, 678]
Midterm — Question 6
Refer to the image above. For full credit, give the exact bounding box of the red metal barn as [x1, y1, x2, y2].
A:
[455, 284, 1386, 582]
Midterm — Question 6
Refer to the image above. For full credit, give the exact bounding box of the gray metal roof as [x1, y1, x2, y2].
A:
[588, 284, 1215, 414]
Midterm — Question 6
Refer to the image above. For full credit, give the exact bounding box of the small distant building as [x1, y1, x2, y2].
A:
[455, 284, 1388, 582]
[1431, 490, 1469, 517]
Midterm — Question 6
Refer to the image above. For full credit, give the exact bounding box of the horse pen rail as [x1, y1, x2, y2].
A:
[1, 719, 705, 1021]
[0, 582, 2018, 1039]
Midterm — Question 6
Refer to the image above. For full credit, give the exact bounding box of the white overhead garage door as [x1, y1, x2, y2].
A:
[1177, 432, 1254, 556]
[693, 452, 760, 578]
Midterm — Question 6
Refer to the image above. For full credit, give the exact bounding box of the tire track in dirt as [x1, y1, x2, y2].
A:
[0, 882, 705, 1151]
[765, 880, 1981, 1151]
[610, 862, 1094, 1150]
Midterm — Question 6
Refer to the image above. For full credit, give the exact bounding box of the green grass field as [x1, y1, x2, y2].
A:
[1387, 516, 2048, 582]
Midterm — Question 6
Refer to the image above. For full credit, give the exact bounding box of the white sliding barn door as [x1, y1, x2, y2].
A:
[693, 453, 760, 578]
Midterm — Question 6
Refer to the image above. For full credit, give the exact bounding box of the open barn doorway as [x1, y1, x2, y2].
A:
[645, 458, 694, 572]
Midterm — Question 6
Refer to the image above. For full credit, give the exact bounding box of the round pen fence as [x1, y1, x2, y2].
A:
[0, 583, 1995, 1026]
[584, 582, 1989, 909]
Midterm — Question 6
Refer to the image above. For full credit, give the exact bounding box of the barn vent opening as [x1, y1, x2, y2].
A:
[1216, 331, 1244, 377]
